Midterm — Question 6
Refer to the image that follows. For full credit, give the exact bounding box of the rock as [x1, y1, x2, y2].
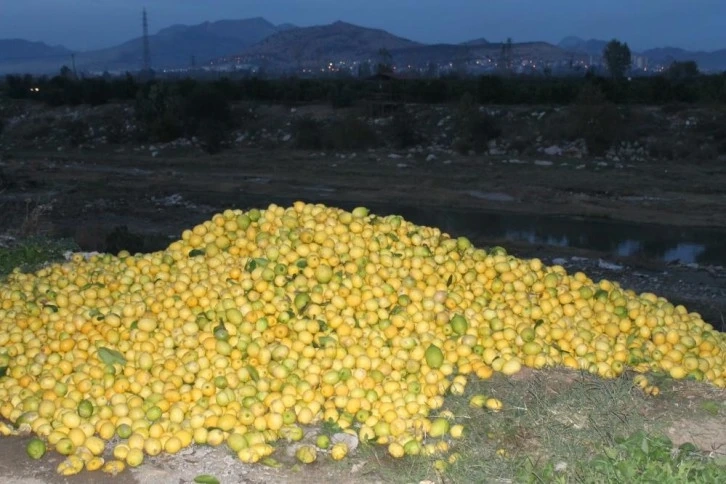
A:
[396, 163, 408, 168]
[388, 153, 402, 159]
[598, 259, 623, 271]
[467, 191, 515, 202]
[331, 432, 359, 452]
[151, 151, 159, 158]
[544, 145, 562, 156]
[534, 160, 553, 166]
[552, 258, 568, 265]
[282, 133, 291, 142]
[443, 160, 452, 165]
[426, 153, 437, 162]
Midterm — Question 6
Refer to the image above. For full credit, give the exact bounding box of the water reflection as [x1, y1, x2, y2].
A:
[356, 205, 725, 266]
[57, 195, 726, 267]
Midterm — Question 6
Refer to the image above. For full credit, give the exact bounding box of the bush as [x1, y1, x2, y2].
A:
[389, 109, 420, 149]
[323, 116, 379, 150]
[571, 83, 623, 156]
[293, 116, 325, 150]
[184, 84, 232, 131]
[329, 85, 356, 109]
[135, 83, 184, 142]
[197, 119, 226, 154]
[60, 119, 89, 147]
[453, 92, 502, 154]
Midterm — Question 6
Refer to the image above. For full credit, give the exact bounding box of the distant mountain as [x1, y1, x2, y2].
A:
[0, 17, 289, 74]
[390, 41, 571, 67]
[642, 47, 726, 71]
[461, 38, 490, 46]
[559, 36, 726, 71]
[73, 17, 285, 72]
[0, 39, 71, 62]
[276, 23, 298, 32]
[225, 20, 421, 69]
[0, 39, 73, 75]
[558, 36, 608, 56]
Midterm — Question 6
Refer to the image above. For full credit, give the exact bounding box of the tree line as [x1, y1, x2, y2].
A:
[3, 68, 724, 108]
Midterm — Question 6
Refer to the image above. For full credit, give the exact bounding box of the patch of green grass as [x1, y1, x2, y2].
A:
[575, 431, 726, 483]
[0, 237, 78, 277]
[700, 400, 722, 417]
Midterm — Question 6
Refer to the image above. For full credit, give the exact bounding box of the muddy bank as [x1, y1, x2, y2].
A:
[1, 147, 726, 327]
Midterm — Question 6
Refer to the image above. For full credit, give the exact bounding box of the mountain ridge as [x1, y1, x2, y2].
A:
[1, 20, 725, 75]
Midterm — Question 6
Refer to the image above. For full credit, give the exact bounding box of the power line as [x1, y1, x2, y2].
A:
[142, 7, 151, 72]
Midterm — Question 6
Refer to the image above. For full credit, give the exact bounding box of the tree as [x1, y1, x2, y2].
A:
[357, 61, 372, 79]
[59, 65, 74, 79]
[376, 48, 393, 75]
[497, 37, 514, 76]
[603, 39, 632, 79]
[666, 61, 700, 80]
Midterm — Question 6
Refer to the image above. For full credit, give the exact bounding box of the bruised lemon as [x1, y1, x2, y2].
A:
[295, 445, 317, 464]
[331, 442, 348, 460]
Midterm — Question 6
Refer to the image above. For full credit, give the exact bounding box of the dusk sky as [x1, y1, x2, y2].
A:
[3, 0, 725, 52]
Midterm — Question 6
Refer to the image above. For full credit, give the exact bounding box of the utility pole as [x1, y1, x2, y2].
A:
[71, 53, 77, 78]
[142, 7, 152, 74]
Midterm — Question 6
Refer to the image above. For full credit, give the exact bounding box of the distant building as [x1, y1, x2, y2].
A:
[632, 55, 648, 70]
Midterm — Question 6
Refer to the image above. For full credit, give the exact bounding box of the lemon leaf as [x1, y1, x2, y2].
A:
[193, 475, 220, 484]
[98, 347, 126, 366]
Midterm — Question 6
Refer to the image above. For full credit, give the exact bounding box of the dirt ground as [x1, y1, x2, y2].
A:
[2, 145, 725, 324]
[1, 144, 726, 482]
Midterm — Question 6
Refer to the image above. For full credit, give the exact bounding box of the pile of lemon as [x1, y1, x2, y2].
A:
[0, 202, 724, 475]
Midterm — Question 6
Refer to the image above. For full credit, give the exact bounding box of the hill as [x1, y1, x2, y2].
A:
[0, 39, 71, 62]
[0, 39, 72, 74]
[226, 21, 421, 69]
[0, 18, 289, 74]
[558, 36, 608, 56]
[74, 17, 286, 72]
[461, 38, 490, 46]
[642, 47, 726, 72]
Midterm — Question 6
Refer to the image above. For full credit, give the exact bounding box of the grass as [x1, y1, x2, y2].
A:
[0, 236, 78, 277]
[347, 369, 726, 484]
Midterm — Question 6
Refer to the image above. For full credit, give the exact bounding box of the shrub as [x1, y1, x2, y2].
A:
[105, 226, 145, 255]
[329, 85, 356, 109]
[197, 119, 226, 154]
[134, 83, 185, 142]
[60, 119, 89, 147]
[184, 84, 232, 131]
[323, 116, 379, 150]
[293, 116, 325, 150]
[389, 109, 420, 149]
[453, 92, 502, 153]
[571, 83, 622, 156]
